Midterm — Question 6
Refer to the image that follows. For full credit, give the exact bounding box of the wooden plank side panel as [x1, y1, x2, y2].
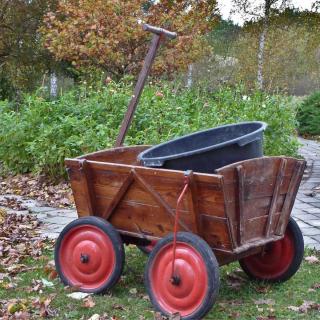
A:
[87, 161, 226, 218]
[243, 213, 281, 242]
[276, 160, 306, 235]
[77, 145, 150, 165]
[201, 215, 233, 250]
[65, 160, 94, 217]
[223, 175, 294, 201]
[216, 157, 302, 247]
[236, 165, 245, 246]
[265, 159, 287, 236]
[109, 201, 195, 237]
[66, 156, 232, 250]
[217, 157, 298, 181]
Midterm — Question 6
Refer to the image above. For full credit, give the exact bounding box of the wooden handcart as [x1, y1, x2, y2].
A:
[54, 25, 306, 320]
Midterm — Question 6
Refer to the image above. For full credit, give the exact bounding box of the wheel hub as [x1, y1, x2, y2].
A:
[170, 275, 181, 286]
[80, 253, 89, 264]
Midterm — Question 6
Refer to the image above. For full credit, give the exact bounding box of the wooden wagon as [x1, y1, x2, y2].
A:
[55, 145, 305, 319]
[54, 25, 306, 320]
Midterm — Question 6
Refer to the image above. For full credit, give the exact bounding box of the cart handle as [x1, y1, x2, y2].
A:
[143, 24, 177, 39]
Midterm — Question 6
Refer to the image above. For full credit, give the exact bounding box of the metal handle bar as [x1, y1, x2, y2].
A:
[143, 24, 177, 39]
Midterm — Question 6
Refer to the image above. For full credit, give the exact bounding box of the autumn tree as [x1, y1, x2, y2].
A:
[0, 0, 60, 100]
[232, 0, 290, 90]
[234, 8, 320, 94]
[41, 0, 218, 79]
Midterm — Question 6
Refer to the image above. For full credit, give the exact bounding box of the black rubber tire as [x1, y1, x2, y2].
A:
[55, 216, 125, 294]
[144, 232, 220, 320]
[239, 217, 304, 283]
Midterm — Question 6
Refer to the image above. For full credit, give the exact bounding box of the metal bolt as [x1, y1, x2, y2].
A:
[80, 253, 89, 264]
[170, 275, 181, 286]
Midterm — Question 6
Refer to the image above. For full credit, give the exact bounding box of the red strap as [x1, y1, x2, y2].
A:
[171, 175, 189, 278]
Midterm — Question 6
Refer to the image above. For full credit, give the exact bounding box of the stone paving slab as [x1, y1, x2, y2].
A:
[291, 137, 320, 251]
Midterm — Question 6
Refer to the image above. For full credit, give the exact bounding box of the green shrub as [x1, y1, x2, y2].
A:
[0, 83, 299, 179]
[297, 91, 320, 135]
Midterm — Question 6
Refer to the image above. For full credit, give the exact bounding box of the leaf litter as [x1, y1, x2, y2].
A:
[0, 174, 74, 208]
[0, 209, 57, 319]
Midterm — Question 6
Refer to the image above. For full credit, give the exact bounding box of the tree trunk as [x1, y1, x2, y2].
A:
[50, 72, 58, 97]
[187, 64, 193, 88]
[257, 0, 271, 91]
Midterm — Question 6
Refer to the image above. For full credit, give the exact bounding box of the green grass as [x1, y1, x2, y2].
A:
[1, 246, 319, 319]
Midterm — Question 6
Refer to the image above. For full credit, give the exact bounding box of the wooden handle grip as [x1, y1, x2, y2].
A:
[143, 24, 177, 39]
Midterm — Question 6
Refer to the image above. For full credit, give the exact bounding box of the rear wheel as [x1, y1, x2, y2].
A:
[144, 232, 220, 319]
[239, 217, 304, 282]
[55, 216, 125, 293]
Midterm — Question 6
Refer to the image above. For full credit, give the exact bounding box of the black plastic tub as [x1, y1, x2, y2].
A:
[138, 121, 267, 173]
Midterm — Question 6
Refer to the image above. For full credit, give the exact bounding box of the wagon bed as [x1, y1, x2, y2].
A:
[65, 145, 305, 265]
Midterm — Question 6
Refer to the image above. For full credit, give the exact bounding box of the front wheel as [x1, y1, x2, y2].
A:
[144, 232, 220, 320]
[55, 216, 125, 293]
[239, 217, 304, 282]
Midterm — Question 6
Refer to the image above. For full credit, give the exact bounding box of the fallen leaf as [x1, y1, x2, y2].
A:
[288, 300, 320, 313]
[129, 288, 137, 295]
[88, 314, 101, 320]
[67, 292, 91, 300]
[41, 278, 54, 287]
[83, 296, 96, 308]
[13, 311, 30, 319]
[48, 270, 58, 280]
[169, 312, 181, 320]
[255, 285, 271, 294]
[288, 305, 300, 312]
[254, 299, 275, 306]
[112, 303, 125, 311]
[305, 256, 319, 264]
[0, 208, 7, 223]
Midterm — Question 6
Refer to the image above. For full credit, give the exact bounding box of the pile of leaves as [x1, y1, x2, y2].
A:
[0, 210, 58, 319]
[0, 211, 45, 274]
[0, 174, 74, 208]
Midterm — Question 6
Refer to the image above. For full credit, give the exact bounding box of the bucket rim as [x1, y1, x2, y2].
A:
[138, 121, 268, 165]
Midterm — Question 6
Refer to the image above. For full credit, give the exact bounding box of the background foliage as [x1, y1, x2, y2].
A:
[0, 81, 299, 179]
[0, 0, 62, 100]
[297, 91, 320, 136]
[41, 0, 218, 79]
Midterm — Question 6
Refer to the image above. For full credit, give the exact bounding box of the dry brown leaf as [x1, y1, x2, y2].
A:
[288, 300, 320, 313]
[254, 299, 275, 306]
[0, 174, 74, 208]
[13, 311, 31, 319]
[83, 296, 96, 308]
[112, 303, 125, 311]
[88, 315, 101, 320]
[169, 313, 181, 320]
[305, 256, 319, 264]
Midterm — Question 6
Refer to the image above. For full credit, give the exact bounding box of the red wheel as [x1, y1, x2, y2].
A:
[55, 217, 124, 293]
[138, 240, 158, 255]
[239, 217, 304, 282]
[145, 232, 220, 320]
